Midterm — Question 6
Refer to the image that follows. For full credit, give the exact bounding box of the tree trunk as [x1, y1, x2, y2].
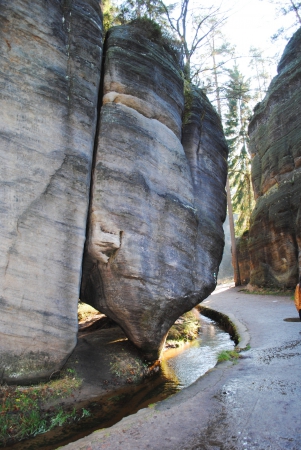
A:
[290, 0, 301, 24]
[226, 177, 241, 285]
[211, 38, 240, 285]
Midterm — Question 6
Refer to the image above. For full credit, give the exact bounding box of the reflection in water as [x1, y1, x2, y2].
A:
[8, 315, 234, 450]
[161, 314, 235, 389]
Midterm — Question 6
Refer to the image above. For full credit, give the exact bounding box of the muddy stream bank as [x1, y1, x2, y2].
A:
[5, 312, 235, 450]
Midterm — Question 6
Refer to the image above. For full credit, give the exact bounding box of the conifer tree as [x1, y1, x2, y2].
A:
[102, 0, 121, 32]
[225, 65, 255, 236]
[117, 0, 167, 25]
[248, 47, 272, 102]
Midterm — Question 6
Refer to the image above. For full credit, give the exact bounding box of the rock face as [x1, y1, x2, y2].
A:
[0, 0, 103, 383]
[0, 8, 228, 380]
[248, 27, 301, 287]
[181, 87, 228, 292]
[81, 24, 228, 360]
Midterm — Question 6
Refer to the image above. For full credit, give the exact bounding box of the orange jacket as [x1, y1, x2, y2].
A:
[294, 284, 301, 312]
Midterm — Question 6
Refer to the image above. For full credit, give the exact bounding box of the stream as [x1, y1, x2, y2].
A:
[7, 315, 234, 450]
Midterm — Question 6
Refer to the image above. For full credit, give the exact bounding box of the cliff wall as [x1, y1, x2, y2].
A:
[248, 27, 301, 287]
[0, 9, 228, 381]
[181, 87, 228, 290]
[0, 0, 103, 383]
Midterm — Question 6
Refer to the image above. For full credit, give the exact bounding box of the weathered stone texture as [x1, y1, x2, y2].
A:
[182, 87, 228, 292]
[248, 27, 301, 287]
[101, 24, 183, 139]
[0, 0, 103, 382]
[81, 25, 228, 360]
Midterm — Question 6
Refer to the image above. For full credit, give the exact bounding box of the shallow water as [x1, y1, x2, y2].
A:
[7, 315, 234, 450]
[162, 314, 235, 389]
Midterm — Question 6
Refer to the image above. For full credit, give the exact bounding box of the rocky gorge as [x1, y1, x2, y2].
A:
[0, 1, 228, 383]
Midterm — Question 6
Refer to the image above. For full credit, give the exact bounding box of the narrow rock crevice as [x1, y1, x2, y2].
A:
[80, 29, 107, 296]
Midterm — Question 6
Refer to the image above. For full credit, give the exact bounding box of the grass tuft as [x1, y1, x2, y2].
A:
[217, 349, 240, 363]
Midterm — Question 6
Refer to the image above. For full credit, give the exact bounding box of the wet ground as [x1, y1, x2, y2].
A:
[6, 313, 233, 450]
[59, 284, 301, 450]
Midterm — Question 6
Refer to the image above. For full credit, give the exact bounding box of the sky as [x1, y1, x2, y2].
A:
[182, 0, 299, 109]
[113, 0, 298, 76]
[157, 0, 299, 104]
[113, 0, 299, 105]
[222, 0, 293, 77]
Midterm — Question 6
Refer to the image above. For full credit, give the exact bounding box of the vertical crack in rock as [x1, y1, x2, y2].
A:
[80, 27, 108, 305]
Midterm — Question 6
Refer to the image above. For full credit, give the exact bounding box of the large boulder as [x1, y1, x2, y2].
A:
[81, 23, 228, 360]
[0, 0, 103, 383]
[181, 87, 228, 292]
[248, 27, 301, 288]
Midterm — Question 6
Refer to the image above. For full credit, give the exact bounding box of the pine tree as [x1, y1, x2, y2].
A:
[248, 47, 272, 102]
[117, 0, 168, 25]
[102, 0, 121, 32]
[200, 28, 235, 114]
[225, 65, 255, 236]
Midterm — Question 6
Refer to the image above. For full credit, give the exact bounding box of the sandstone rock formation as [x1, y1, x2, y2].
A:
[0, 6, 228, 381]
[81, 24, 228, 360]
[0, 0, 103, 383]
[248, 27, 301, 288]
[182, 87, 228, 292]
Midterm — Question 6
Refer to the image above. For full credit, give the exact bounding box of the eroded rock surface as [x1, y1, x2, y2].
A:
[0, 0, 103, 383]
[81, 25, 228, 360]
[248, 27, 301, 288]
[182, 87, 228, 292]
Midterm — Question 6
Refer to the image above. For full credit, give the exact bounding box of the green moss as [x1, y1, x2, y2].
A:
[109, 352, 149, 384]
[166, 310, 200, 347]
[78, 301, 100, 322]
[183, 80, 193, 125]
[1, 351, 60, 384]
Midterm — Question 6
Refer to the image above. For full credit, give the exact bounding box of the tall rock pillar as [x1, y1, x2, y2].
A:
[81, 23, 228, 360]
[0, 0, 103, 383]
[181, 87, 228, 293]
[248, 27, 301, 288]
